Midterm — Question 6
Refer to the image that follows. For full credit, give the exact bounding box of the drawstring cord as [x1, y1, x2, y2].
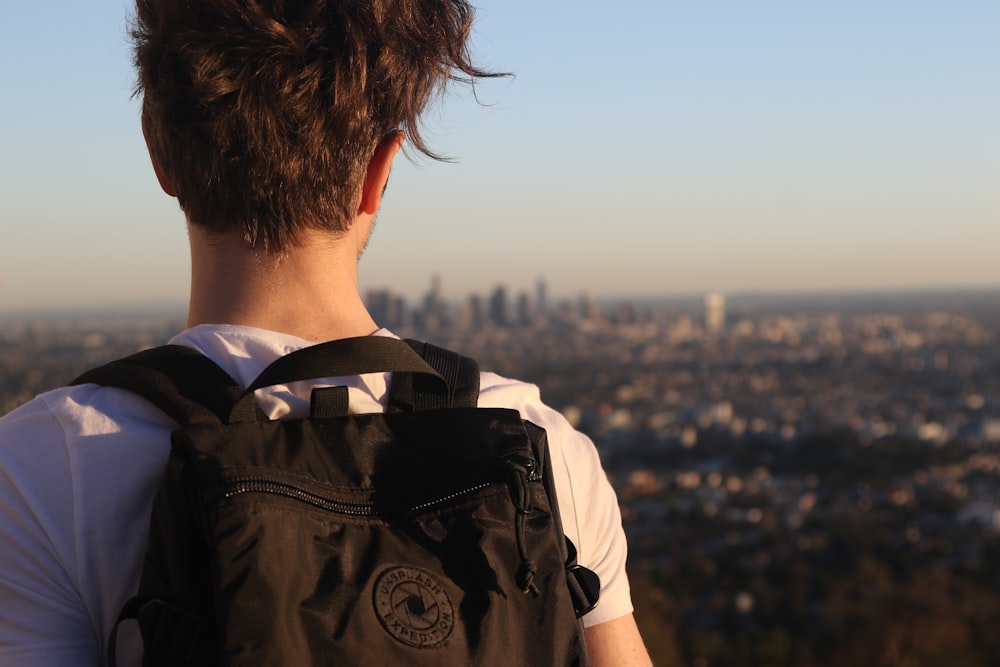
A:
[507, 457, 540, 596]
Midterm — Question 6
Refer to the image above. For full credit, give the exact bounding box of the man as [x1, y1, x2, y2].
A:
[0, 1, 651, 664]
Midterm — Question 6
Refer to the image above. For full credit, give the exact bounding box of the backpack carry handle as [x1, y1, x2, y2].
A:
[229, 336, 447, 422]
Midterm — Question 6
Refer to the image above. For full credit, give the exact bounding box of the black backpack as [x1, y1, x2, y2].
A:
[74, 336, 600, 666]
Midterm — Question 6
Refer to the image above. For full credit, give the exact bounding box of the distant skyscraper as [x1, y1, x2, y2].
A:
[705, 292, 726, 335]
[516, 291, 531, 327]
[489, 285, 509, 326]
[420, 274, 445, 333]
[424, 274, 444, 318]
[466, 294, 484, 329]
[536, 279, 548, 317]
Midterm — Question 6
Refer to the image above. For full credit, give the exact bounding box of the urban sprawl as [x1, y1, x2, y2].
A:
[3, 283, 999, 665]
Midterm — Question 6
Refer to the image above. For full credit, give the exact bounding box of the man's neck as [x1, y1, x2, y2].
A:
[185, 226, 379, 342]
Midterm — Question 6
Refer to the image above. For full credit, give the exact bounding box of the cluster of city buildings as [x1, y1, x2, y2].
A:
[367, 279, 998, 451]
[361, 279, 1000, 563]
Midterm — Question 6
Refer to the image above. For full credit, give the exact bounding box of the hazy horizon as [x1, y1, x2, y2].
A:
[1, 285, 997, 323]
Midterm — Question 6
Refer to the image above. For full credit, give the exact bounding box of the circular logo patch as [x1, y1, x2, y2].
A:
[373, 565, 454, 648]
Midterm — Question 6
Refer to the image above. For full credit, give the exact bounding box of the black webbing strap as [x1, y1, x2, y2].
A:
[243, 336, 442, 393]
[71, 345, 242, 427]
[413, 342, 460, 411]
[564, 538, 601, 618]
[228, 336, 447, 422]
[310, 386, 350, 419]
[387, 341, 480, 412]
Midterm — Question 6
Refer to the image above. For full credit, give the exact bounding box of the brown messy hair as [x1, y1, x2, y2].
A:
[133, 0, 500, 251]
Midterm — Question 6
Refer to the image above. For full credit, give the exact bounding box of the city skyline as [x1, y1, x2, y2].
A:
[2, 2, 998, 311]
[2, 277, 998, 321]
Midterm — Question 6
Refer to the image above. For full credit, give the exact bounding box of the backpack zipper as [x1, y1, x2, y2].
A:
[206, 476, 498, 517]
[204, 456, 542, 592]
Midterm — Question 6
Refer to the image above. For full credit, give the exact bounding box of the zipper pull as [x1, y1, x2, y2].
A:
[506, 455, 539, 481]
[505, 456, 538, 514]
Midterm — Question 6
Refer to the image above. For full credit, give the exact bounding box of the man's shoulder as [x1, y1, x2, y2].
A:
[0, 383, 175, 493]
[477, 371, 541, 403]
[1, 385, 108, 442]
[477, 371, 571, 428]
[2, 382, 173, 434]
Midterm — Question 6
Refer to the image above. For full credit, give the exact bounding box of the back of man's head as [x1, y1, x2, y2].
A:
[134, 0, 493, 251]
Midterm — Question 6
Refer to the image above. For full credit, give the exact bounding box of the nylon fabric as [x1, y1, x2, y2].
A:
[75, 338, 593, 666]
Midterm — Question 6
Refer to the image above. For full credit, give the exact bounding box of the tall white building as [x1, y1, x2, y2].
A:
[705, 292, 726, 335]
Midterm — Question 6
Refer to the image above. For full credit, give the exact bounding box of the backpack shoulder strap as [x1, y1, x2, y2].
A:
[71, 345, 241, 427]
[387, 340, 480, 412]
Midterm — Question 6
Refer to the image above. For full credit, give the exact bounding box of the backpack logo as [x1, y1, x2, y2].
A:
[373, 565, 455, 648]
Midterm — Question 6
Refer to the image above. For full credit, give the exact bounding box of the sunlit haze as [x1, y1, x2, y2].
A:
[1, 1, 997, 312]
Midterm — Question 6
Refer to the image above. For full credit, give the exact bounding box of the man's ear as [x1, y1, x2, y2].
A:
[358, 131, 405, 216]
[149, 155, 178, 198]
[141, 110, 177, 198]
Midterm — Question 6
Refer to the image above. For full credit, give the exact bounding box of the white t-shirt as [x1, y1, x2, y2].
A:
[0, 325, 632, 666]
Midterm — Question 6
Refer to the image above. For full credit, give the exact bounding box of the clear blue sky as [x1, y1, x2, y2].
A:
[1, 1, 997, 311]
